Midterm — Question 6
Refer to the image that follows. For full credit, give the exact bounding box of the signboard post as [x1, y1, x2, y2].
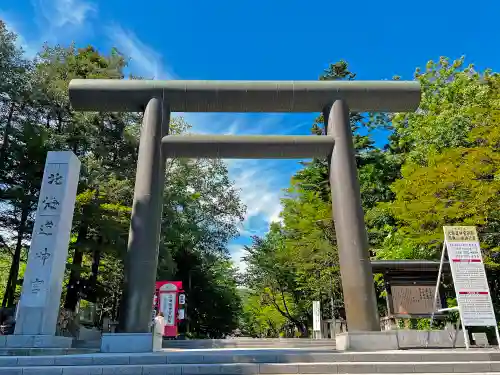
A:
[428, 226, 500, 349]
[312, 301, 321, 339]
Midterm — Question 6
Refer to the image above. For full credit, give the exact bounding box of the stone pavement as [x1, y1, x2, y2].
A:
[1, 348, 500, 374]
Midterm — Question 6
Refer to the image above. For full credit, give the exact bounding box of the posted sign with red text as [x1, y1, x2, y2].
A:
[444, 226, 496, 326]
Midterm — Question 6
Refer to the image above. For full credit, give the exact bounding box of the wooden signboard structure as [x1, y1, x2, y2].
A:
[372, 260, 448, 320]
[428, 226, 500, 349]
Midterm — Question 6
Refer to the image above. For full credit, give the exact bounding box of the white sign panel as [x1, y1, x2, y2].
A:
[160, 292, 176, 326]
[312, 301, 321, 331]
[179, 294, 186, 305]
[178, 308, 185, 320]
[444, 226, 497, 326]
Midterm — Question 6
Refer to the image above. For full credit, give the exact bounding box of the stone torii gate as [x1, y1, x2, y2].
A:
[69, 79, 420, 349]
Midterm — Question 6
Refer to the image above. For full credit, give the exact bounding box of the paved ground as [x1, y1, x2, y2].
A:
[159, 347, 339, 352]
[158, 347, 499, 353]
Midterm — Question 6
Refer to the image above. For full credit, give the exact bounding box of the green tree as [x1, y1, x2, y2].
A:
[241, 60, 400, 335]
[177, 253, 241, 338]
[28, 44, 138, 316]
[0, 22, 246, 338]
[0, 121, 51, 306]
[239, 289, 288, 337]
[379, 57, 500, 258]
[373, 58, 500, 322]
[0, 20, 32, 171]
[244, 225, 311, 336]
[390, 56, 495, 163]
[0, 22, 47, 306]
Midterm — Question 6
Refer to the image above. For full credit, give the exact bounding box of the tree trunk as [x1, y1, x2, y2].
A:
[0, 102, 15, 172]
[63, 219, 88, 310]
[63, 249, 83, 310]
[2, 203, 29, 307]
[89, 245, 101, 288]
[87, 239, 101, 307]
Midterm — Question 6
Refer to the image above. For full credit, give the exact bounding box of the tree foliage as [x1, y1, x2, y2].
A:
[242, 57, 500, 336]
[3, 17, 500, 338]
[242, 61, 396, 335]
[0, 19, 245, 338]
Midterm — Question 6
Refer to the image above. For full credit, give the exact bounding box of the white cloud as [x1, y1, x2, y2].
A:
[32, 0, 96, 29]
[106, 25, 176, 80]
[228, 244, 248, 273]
[184, 114, 297, 231]
[186, 117, 292, 235]
[101, 26, 297, 234]
[0, 11, 37, 57]
[1, 0, 97, 57]
[229, 159, 284, 223]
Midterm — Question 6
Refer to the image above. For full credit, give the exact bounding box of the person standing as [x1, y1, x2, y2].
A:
[152, 311, 165, 351]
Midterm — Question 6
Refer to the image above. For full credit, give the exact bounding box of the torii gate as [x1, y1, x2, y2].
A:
[69, 79, 420, 337]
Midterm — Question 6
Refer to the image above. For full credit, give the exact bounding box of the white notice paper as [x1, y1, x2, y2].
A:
[312, 301, 321, 331]
[161, 292, 177, 326]
[444, 226, 497, 327]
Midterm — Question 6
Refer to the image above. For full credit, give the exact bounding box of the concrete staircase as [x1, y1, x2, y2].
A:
[1, 348, 500, 374]
[161, 338, 338, 349]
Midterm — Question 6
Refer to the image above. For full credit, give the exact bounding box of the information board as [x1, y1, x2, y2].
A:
[391, 285, 442, 315]
[312, 301, 321, 331]
[443, 226, 496, 327]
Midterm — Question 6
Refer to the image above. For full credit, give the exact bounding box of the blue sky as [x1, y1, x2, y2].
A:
[2, 0, 500, 271]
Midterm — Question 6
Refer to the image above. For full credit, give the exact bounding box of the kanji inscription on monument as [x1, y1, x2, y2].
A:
[30, 278, 44, 294]
[47, 172, 63, 185]
[41, 196, 60, 213]
[36, 248, 51, 266]
[15, 152, 81, 336]
[37, 220, 55, 236]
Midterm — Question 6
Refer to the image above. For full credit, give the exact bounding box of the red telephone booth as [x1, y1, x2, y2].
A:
[154, 281, 183, 337]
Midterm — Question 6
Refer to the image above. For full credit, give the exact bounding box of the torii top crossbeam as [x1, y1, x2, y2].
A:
[68, 79, 420, 113]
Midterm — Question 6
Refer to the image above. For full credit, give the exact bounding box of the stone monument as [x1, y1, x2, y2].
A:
[3, 151, 81, 348]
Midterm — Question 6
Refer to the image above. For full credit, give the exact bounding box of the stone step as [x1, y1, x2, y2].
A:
[75, 338, 339, 350]
[161, 339, 338, 349]
[0, 347, 98, 356]
[73, 339, 101, 349]
[2, 350, 500, 367]
[1, 361, 500, 374]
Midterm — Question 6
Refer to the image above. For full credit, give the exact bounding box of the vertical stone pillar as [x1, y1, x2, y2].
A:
[324, 100, 380, 332]
[120, 97, 170, 334]
[9, 151, 80, 348]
